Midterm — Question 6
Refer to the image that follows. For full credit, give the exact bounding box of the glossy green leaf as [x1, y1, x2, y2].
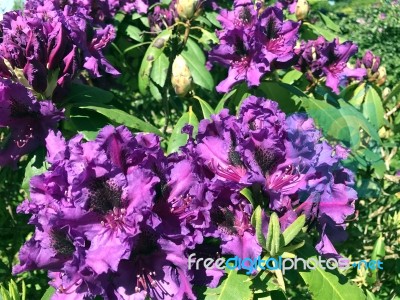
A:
[301, 96, 381, 149]
[181, 38, 214, 91]
[21, 152, 47, 196]
[149, 52, 169, 100]
[303, 22, 338, 41]
[194, 96, 214, 119]
[257, 82, 304, 113]
[363, 85, 385, 129]
[139, 29, 172, 95]
[126, 25, 143, 42]
[266, 213, 284, 256]
[300, 265, 366, 300]
[318, 12, 341, 32]
[167, 108, 198, 154]
[366, 235, 385, 285]
[371, 235, 385, 261]
[282, 215, 306, 246]
[64, 83, 114, 105]
[240, 188, 255, 207]
[204, 11, 222, 28]
[80, 106, 163, 136]
[201, 270, 252, 300]
[215, 89, 236, 113]
[197, 29, 219, 48]
[281, 69, 303, 85]
[252, 206, 267, 248]
[40, 287, 55, 300]
[383, 81, 400, 101]
[66, 108, 110, 141]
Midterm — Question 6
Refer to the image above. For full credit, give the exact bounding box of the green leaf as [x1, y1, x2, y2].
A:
[266, 213, 284, 256]
[201, 270, 252, 300]
[303, 22, 338, 41]
[66, 108, 110, 140]
[194, 96, 214, 119]
[318, 12, 341, 32]
[204, 11, 222, 29]
[371, 235, 385, 261]
[366, 235, 385, 285]
[64, 83, 114, 105]
[300, 266, 366, 300]
[139, 29, 172, 95]
[80, 105, 163, 136]
[149, 52, 169, 100]
[348, 83, 367, 109]
[366, 290, 377, 300]
[301, 96, 381, 149]
[363, 85, 385, 129]
[21, 152, 47, 196]
[252, 206, 266, 248]
[181, 38, 214, 91]
[383, 82, 400, 101]
[257, 82, 304, 113]
[240, 188, 255, 208]
[281, 69, 303, 85]
[282, 215, 306, 246]
[167, 108, 198, 154]
[197, 29, 219, 48]
[40, 287, 55, 300]
[215, 89, 237, 113]
[126, 25, 143, 42]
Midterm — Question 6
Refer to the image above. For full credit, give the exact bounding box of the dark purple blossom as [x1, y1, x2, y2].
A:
[276, 0, 297, 13]
[0, 79, 63, 167]
[209, 3, 299, 92]
[295, 37, 366, 93]
[0, 3, 119, 98]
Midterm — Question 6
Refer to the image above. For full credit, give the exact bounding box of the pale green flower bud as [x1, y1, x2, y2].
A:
[175, 0, 199, 20]
[171, 55, 193, 97]
[296, 0, 310, 21]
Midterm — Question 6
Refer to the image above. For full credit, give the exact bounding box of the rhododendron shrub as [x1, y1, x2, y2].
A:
[0, 0, 397, 299]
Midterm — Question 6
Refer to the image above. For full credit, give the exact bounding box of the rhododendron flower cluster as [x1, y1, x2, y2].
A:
[294, 37, 366, 93]
[0, 0, 119, 98]
[209, 1, 300, 92]
[14, 96, 357, 299]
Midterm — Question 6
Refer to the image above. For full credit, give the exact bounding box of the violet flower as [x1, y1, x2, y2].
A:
[295, 37, 366, 93]
[0, 79, 63, 167]
[209, 3, 299, 92]
[0, 3, 119, 98]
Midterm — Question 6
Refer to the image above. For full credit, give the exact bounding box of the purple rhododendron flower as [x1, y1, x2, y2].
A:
[276, 0, 298, 13]
[0, 2, 119, 98]
[0, 79, 63, 167]
[209, 2, 299, 92]
[295, 37, 366, 93]
[188, 96, 357, 257]
[13, 97, 359, 296]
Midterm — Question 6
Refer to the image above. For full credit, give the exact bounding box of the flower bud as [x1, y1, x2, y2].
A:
[295, 0, 310, 21]
[376, 66, 387, 86]
[171, 55, 193, 97]
[175, 0, 198, 20]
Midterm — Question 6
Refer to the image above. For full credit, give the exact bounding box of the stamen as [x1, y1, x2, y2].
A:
[266, 165, 302, 193]
[209, 159, 246, 183]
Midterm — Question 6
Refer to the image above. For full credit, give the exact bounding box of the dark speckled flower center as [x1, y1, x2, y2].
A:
[254, 147, 278, 175]
[51, 230, 74, 257]
[211, 208, 237, 235]
[89, 179, 122, 215]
